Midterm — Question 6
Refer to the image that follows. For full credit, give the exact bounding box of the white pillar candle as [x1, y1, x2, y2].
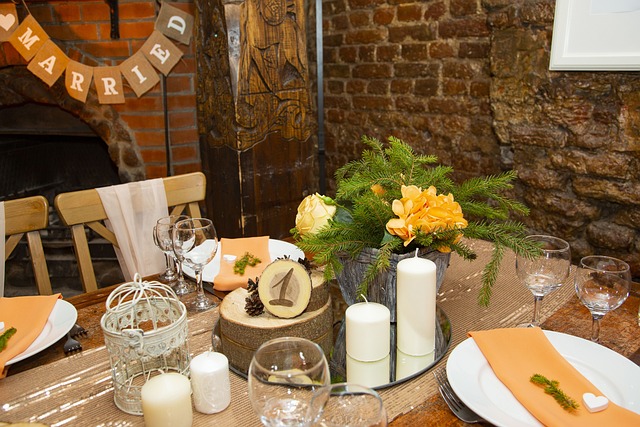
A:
[396, 255, 437, 356]
[190, 351, 231, 414]
[141, 372, 193, 427]
[346, 353, 390, 388]
[345, 301, 390, 361]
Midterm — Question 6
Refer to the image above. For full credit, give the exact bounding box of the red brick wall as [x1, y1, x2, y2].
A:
[321, 0, 498, 191]
[0, 0, 200, 179]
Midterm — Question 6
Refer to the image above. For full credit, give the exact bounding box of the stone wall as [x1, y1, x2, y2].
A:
[322, 0, 640, 276]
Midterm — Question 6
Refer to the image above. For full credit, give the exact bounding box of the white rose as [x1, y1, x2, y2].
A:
[295, 193, 337, 236]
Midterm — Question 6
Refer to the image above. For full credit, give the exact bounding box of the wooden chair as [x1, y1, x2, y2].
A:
[4, 195, 53, 295]
[54, 172, 206, 293]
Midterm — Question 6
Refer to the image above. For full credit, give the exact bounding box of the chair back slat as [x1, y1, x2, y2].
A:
[4, 195, 52, 295]
[54, 172, 207, 293]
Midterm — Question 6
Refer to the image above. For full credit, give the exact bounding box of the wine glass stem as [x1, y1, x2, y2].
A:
[195, 269, 204, 301]
[591, 314, 603, 342]
[531, 295, 544, 326]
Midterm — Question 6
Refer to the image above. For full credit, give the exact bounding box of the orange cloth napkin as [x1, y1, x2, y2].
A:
[469, 327, 640, 426]
[1, 294, 62, 375]
[213, 236, 271, 291]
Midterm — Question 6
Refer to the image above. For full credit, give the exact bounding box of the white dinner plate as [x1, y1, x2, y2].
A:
[447, 330, 640, 427]
[6, 299, 78, 365]
[184, 239, 305, 284]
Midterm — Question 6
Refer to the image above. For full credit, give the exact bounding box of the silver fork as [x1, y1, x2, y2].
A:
[63, 332, 82, 354]
[69, 323, 87, 338]
[434, 368, 485, 424]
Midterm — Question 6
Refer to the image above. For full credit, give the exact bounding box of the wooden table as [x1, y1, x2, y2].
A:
[3, 240, 640, 426]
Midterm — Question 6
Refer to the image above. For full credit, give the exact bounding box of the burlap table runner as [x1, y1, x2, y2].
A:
[0, 240, 577, 425]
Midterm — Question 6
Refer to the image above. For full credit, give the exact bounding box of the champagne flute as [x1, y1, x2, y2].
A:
[575, 255, 630, 342]
[248, 337, 330, 427]
[516, 235, 571, 328]
[173, 217, 218, 311]
[307, 383, 387, 427]
[157, 215, 191, 295]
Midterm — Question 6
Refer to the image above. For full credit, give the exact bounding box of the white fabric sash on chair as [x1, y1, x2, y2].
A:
[96, 179, 168, 281]
[0, 201, 5, 298]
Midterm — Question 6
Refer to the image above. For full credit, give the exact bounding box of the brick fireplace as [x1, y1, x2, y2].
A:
[0, 0, 201, 295]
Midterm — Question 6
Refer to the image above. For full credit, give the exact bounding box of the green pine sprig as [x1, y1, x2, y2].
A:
[0, 327, 17, 352]
[530, 374, 580, 411]
[234, 252, 261, 275]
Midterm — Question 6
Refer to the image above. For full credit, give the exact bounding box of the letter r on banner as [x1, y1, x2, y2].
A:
[94, 66, 125, 104]
[65, 60, 94, 103]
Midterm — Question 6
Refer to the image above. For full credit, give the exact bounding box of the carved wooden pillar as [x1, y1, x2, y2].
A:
[195, 0, 317, 238]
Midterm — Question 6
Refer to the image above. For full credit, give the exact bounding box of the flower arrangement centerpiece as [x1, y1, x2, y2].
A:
[291, 136, 540, 307]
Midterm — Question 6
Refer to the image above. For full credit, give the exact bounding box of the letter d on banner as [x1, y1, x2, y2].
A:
[155, 2, 194, 45]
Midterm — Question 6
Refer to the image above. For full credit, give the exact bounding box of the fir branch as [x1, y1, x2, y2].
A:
[530, 374, 580, 411]
[478, 242, 505, 307]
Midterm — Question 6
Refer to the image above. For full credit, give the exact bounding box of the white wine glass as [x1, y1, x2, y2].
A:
[575, 255, 630, 342]
[248, 337, 330, 427]
[307, 383, 387, 427]
[516, 235, 571, 327]
[157, 215, 191, 295]
[173, 217, 218, 311]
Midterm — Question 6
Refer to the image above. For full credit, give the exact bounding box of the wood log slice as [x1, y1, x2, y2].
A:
[220, 287, 333, 373]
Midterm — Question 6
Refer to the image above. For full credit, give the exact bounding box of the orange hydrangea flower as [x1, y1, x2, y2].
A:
[386, 185, 468, 247]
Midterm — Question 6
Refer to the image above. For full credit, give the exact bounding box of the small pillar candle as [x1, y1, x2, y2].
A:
[190, 351, 231, 414]
[346, 353, 390, 388]
[141, 372, 193, 427]
[345, 301, 390, 361]
[396, 255, 437, 356]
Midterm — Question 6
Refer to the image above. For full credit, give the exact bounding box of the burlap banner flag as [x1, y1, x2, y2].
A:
[141, 30, 183, 76]
[155, 2, 194, 45]
[65, 60, 94, 103]
[27, 39, 70, 87]
[0, 3, 19, 42]
[94, 66, 125, 104]
[120, 52, 160, 97]
[8, 14, 49, 61]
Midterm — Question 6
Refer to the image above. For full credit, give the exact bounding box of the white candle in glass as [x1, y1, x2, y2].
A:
[190, 351, 231, 414]
[345, 301, 390, 361]
[396, 254, 437, 356]
[141, 372, 193, 427]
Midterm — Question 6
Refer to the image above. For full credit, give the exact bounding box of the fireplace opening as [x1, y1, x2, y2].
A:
[1, 103, 126, 297]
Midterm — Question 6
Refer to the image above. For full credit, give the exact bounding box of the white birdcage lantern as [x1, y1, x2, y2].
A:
[100, 274, 190, 415]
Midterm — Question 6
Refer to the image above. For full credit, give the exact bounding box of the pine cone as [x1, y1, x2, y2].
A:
[245, 291, 264, 316]
[247, 277, 259, 293]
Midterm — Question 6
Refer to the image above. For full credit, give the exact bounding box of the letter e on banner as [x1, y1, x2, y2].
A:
[141, 30, 183, 76]
[65, 60, 94, 103]
[155, 2, 194, 45]
[27, 39, 69, 87]
[8, 15, 50, 61]
[94, 66, 125, 104]
[120, 52, 160, 97]
[0, 3, 19, 42]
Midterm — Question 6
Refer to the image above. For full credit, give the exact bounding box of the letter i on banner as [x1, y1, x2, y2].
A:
[0, 2, 19, 42]
[8, 15, 49, 61]
[155, 2, 194, 45]
[27, 39, 70, 87]
[120, 52, 159, 97]
[141, 30, 183, 76]
[94, 66, 125, 104]
[66, 61, 94, 103]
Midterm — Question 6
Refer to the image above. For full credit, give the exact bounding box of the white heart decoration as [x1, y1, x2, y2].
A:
[0, 13, 16, 31]
[583, 392, 609, 413]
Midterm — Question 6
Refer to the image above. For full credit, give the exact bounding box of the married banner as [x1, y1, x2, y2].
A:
[1, 2, 194, 104]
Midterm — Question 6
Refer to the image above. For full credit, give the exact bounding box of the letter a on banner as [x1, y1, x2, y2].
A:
[155, 2, 194, 45]
[141, 30, 183, 76]
[27, 39, 70, 87]
[65, 61, 94, 103]
[120, 52, 160, 97]
[94, 66, 125, 104]
[8, 14, 50, 61]
[0, 2, 19, 42]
